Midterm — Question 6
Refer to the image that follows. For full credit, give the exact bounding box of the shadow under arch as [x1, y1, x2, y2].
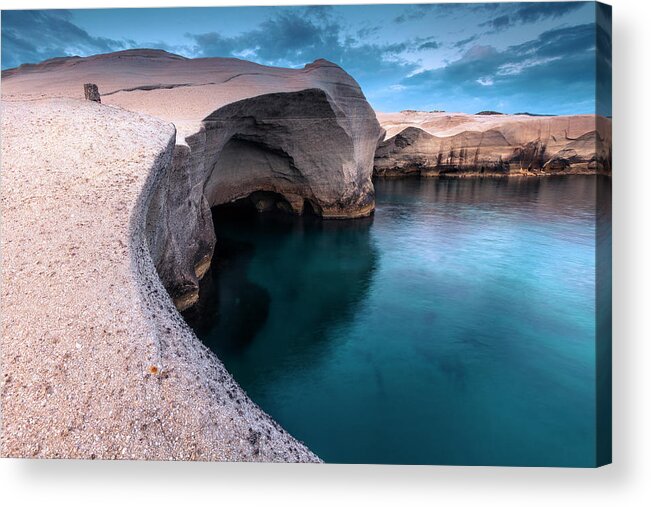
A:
[148, 86, 380, 311]
[182, 88, 379, 358]
[183, 197, 378, 387]
[199, 88, 371, 218]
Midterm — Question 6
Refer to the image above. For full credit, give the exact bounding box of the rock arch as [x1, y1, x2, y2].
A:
[147, 88, 383, 310]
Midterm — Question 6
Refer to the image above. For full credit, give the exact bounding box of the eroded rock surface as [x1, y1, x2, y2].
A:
[2, 49, 383, 309]
[1, 49, 384, 460]
[1, 99, 319, 461]
[375, 110, 612, 177]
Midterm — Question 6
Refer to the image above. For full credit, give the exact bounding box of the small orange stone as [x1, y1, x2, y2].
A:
[148, 365, 159, 375]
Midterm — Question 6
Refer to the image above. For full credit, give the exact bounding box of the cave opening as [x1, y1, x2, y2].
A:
[211, 190, 296, 220]
[203, 133, 308, 216]
[302, 198, 319, 217]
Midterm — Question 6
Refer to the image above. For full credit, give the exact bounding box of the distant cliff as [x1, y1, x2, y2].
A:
[374, 110, 611, 177]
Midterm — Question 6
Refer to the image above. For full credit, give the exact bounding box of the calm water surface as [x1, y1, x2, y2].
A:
[184, 176, 608, 466]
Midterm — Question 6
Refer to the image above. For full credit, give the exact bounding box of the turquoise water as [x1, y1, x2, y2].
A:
[184, 176, 606, 466]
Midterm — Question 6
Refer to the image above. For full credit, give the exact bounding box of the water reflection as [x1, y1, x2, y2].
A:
[184, 234, 270, 352]
[183, 203, 378, 388]
[183, 176, 607, 466]
[376, 176, 599, 219]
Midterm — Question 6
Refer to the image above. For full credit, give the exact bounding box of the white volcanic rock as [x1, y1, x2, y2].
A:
[1, 99, 319, 461]
[1, 49, 385, 460]
[374, 110, 611, 177]
[2, 49, 383, 308]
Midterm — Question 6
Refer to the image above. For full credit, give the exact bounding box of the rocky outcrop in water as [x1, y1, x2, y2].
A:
[2, 49, 383, 309]
[374, 111, 612, 177]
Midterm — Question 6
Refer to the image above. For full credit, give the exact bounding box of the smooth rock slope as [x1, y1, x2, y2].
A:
[2, 49, 383, 309]
[375, 110, 611, 177]
[0, 98, 319, 461]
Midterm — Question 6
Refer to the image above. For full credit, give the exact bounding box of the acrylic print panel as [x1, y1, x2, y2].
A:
[0, 2, 612, 466]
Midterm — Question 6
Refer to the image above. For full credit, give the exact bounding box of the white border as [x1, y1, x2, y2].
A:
[1, 1, 650, 505]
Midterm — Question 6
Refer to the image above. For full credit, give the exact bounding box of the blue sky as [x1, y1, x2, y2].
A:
[1, 3, 611, 114]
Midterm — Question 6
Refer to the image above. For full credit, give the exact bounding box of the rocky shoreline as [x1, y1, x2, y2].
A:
[1, 49, 388, 461]
[1, 50, 611, 462]
[1, 98, 321, 461]
[374, 110, 611, 178]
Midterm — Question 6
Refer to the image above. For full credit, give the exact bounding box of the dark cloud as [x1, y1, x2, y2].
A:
[191, 10, 339, 64]
[517, 2, 583, 23]
[1, 6, 429, 86]
[454, 35, 480, 49]
[1, 10, 126, 69]
[484, 15, 512, 32]
[402, 23, 599, 114]
[187, 8, 423, 85]
[479, 2, 584, 32]
[395, 2, 500, 24]
[393, 4, 436, 24]
[418, 41, 440, 51]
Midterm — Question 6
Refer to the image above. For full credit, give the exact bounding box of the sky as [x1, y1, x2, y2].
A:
[1, 2, 611, 115]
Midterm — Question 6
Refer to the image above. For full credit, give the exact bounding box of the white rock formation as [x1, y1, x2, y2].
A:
[1, 99, 319, 461]
[2, 49, 383, 309]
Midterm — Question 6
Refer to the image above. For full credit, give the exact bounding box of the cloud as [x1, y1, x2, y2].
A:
[454, 35, 480, 49]
[186, 8, 424, 85]
[1, 6, 429, 93]
[418, 41, 440, 51]
[1, 10, 127, 69]
[401, 23, 598, 114]
[497, 56, 562, 76]
[393, 5, 435, 24]
[479, 2, 584, 32]
[393, 2, 500, 24]
[516, 2, 583, 23]
[302, 5, 334, 21]
[188, 8, 339, 65]
[356, 25, 380, 39]
[483, 15, 511, 32]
